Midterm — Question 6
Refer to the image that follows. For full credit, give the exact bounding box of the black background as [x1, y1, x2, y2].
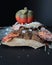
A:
[0, 45, 52, 65]
[0, 0, 52, 65]
[0, 0, 52, 26]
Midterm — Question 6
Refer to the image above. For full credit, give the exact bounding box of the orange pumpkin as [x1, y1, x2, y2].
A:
[28, 17, 34, 23]
[15, 7, 34, 24]
[27, 10, 34, 23]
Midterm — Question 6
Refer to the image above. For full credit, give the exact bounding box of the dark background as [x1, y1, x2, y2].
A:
[0, 0, 52, 65]
[0, 0, 52, 26]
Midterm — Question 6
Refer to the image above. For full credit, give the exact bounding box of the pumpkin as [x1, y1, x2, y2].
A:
[15, 7, 34, 24]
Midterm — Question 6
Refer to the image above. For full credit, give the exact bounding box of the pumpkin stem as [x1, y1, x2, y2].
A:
[21, 7, 28, 14]
[24, 7, 28, 10]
